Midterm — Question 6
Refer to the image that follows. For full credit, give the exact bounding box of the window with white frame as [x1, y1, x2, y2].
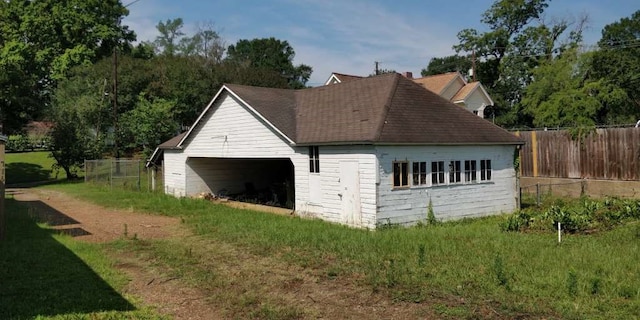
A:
[480, 159, 492, 181]
[431, 161, 445, 185]
[393, 161, 409, 188]
[412, 161, 427, 186]
[309, 146, 320, 173]
[449, 160, 461, 183]
[465, 160, 477, 182]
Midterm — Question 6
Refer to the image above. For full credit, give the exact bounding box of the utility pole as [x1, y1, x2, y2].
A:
[113, 42, 119, 161]
[375, 61, 379, 75]
[471, 49, 477, 82]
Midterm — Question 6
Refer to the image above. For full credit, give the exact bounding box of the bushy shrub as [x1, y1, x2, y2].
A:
[503, 196, 640, 234]
[6, 135, 32, 152]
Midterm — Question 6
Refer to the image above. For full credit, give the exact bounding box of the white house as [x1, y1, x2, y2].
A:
[412, 72, 494, 118]
[148, 73, 523, 229]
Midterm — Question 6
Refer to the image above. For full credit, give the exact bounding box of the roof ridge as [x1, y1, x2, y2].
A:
[373, 73, 401, 142]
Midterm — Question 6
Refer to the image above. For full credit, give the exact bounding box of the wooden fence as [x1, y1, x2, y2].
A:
[516, 127, 640, 181]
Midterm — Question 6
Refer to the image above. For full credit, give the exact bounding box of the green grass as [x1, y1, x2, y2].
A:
[5, 151, 63, 184]
[46, 182, 640, 319]
[0, 197, 166, 319]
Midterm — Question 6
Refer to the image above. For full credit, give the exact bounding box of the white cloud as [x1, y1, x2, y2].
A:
[280, 0, 459, 84]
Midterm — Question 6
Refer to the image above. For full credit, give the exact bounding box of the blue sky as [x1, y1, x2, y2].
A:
[122, 0, 638, 86]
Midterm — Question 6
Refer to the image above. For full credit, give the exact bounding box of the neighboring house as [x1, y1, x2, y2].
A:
[325, 71, 494, 118]
[324, 72, 364, 85]
[411, 72, 494, 118]
[148, 73, 523, 229]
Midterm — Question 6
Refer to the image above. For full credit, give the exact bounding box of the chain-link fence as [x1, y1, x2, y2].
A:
[85, 159, 141, 190]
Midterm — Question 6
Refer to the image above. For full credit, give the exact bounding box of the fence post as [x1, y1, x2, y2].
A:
[536, 183, 541, 207]
[137, 160, 141, 191]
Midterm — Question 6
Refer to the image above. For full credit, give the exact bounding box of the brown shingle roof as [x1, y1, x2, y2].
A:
[330, 72, 364, 83]
[452, 82, 480, 102]
[412, 72, 459, 94]
[177, 73, 522, 147]
[159, 132, 186, 149]
[378, 75, 518, 144]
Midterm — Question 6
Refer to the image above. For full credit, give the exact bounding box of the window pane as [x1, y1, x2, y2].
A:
[401, 162, 408, 186]
[393, 163, 400, 186]
[315, 159, 320, 173]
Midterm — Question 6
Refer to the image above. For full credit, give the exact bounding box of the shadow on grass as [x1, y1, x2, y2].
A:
[6, 162, 55, 185]
[0, 198, 134, 318]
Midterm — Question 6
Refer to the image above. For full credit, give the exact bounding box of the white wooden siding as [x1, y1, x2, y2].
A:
[183, 93, 295, 158]
[163, 92, 310, 214]
[441, 77, 465, 100]
[375, 145, 517, 225]
[295, 146, 377, 229]
[163, 150, 187, 197]
[463, 90, 492, 117]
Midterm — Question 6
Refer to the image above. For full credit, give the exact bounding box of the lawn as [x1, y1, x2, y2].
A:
[5, 151, 63, 185]
[0, 197, 165, 319]
[45, 182, 640, 319]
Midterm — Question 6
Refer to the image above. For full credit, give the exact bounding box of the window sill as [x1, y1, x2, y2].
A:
[390, 181, 495, 191]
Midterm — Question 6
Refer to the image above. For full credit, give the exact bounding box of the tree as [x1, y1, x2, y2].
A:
[452, 0, 585, 127]
[521, 49, 628, 127]
[120, 96, 178, 157]
[421, 55, 472, 77]
[0, 0, 135, 133]
[226, 37, 312, 89]
[154, 18, 185, 56]
[152, 18, 225, 64]
[590, 10, 640, 123]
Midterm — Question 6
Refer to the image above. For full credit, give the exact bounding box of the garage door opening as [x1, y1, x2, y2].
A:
[186, 158, 295, 209]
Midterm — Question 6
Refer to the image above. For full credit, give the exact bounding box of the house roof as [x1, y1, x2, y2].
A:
[452, 82, 480, 102]
[412, 72, 460, 94]
[175, 73, 521, 148]
[325, 72, 364, 85]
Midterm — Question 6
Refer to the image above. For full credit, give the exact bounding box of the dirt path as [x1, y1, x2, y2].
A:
[9, 188, 219, 319]
[9, 188, 460, 319]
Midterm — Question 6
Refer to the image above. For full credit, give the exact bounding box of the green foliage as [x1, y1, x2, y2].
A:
[49, 107, 101, 179]
[493, 254, 510, 289]
[120, 96, 178, 158]
[567, 269, 578, 297]
[226, 37, 313, 89]
[522, 49, 629, 127]
[0, 0, 135, 133]
[501, 196, 640, 233]
[6, 135, 32, 152]
[421, 54, 471, 77]
[451, 0, 587, 128]
[427, 199, 438, 225]
[590, 10, 640, 124]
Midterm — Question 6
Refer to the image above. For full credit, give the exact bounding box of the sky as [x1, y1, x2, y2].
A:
[122, 0, 638, 86]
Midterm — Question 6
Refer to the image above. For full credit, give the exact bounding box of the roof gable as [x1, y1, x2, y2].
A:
[176, 85, 296, 148]
[324, 72, 364, 85]
[412, 72, 462, 94]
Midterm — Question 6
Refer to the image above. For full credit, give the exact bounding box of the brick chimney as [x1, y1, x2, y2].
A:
[402, 71, 413, 79]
